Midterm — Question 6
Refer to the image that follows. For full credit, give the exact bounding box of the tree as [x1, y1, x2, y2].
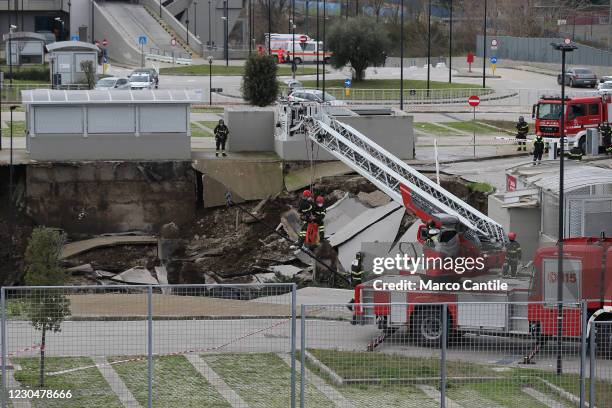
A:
[242, 54, 279, 106]
[23, 227, 70, 387]
[327, 16, 390, 81]
[80, 60, 96, 89]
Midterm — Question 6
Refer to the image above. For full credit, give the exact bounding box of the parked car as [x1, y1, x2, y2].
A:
[95, 77, 130, 90]
[557, 67, 598, 88]
[597, 81, 612, 95]
[600, 75, 612, 84]
[129, 73, 154, 90]
[283, 79, 303, 91]
[287, 89, 343, 106]
[129, 68, 159, 88]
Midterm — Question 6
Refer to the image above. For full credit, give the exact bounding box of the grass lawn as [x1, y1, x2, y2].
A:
[14, 357, 123, 408]
[468, 182, 495, 194]
[110, 355, 230, 407]
[1, 121, 26, 137]
[440, 121, 504, 134]
[300, 79, 482, 90]
[199, 120, 221, 130]
[414, 122, 454, 135]
[191, 106, 224, 113]
[160, 64, 319, 76]
[480, 120, 519, 133]
[204, 353, 333, 408]
[190, 122, 212, 137]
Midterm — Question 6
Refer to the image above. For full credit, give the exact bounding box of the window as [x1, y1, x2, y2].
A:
[537, 103, 562, 120]
[588, 104, 599, 116]
[568, 104, 585, 120]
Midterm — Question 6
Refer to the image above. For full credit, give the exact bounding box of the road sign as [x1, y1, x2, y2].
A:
[171, 38, 177, 47]
[71, 35, 79, 41]
[468, 95, 480, 107]
[344, 78, 351, 88]
[138, 36, 147, 45]
[490, 56, 497, 64]
[409, 89, 416, 96]
[491, 39, 498, 50]
[211, 88, 223, 93]
[299, 35, 308, 43]
[102, 38, 108, 47]
[557, 19, 567, 26]
[564, 38, 572, 45]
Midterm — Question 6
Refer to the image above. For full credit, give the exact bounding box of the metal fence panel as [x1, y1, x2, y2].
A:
[591, 321, 612, 408]
[1, 284, 297, 408]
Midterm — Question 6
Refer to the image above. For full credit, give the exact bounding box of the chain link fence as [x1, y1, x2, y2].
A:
[300, 301, 612, 408]
[1, 284, 297, 408]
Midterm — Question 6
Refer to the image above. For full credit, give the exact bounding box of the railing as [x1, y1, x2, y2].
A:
[0, 84, 90, 103]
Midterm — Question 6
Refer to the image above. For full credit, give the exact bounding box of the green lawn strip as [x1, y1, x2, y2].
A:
[468, 182, 495, 194]
[479, 120, 518, 133]
[447, 379, 549, 408]
[339, 383, 440, 407]
[203, 353, 334, 408]
[160, 64, 318, 76]
[191, 106, 225, 113]
[414, 122, 454, 135]
[300, 79, 483, 90]
[1, 121, 26, 136]
[441, 121, 502, 134]
[531, 370, 612, 408]
[13, 356, 123, 408]
[190, 122, 212, 137]
[109, 355, 230, 407]
[199, 120, 221, 130]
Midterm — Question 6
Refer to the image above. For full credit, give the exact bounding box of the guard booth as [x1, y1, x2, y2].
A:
[2, 32, 46, 65]
[46, 41, 100, 86]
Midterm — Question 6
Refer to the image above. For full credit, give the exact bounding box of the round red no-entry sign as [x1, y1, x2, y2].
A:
[102, 38, 108, 47]
[299, 35, 308, 43]
[468, 95, 480, 107]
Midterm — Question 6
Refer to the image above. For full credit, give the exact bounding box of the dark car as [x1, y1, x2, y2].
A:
[557, 68, 598, 88]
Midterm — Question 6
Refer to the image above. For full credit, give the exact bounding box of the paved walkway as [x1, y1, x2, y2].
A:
[416, 385, 464, 408]
[93, 356, 141, 408]
[184, 353, 248, 408]
[6, 365, 32, 408]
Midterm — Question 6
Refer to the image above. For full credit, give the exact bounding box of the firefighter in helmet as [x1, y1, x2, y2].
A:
[313, 195, 327, 241]
[424, 220, 439, 247]
[516, 116, 529, 151]
[600, 122, 612, 155]
[297, 189, 314, 246]
[350, 251, 364, 287]
[503, 232, 522, 277]
[214, 119, 230, 157]
[533, 134, 545, 165]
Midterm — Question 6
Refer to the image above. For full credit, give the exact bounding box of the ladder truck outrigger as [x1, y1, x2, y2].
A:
[287, 102, 612, 356]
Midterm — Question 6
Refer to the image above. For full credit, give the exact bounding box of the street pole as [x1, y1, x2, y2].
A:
[482, 0, 487, 88]
[194, 1, 198, 38]
[8, 106, 16, 261]
[8, 22, 13, 86]
[305, 0, 309, 36]
[449, 0, 452, 83]
[472, 106, 476, 157]
[186, 9, 190, 46]
[208, 57, 213, 105]
[225, 0, 229, 66]
[159, 0, 162, 18]
[208, 1, 211, 49]
[292, 0, 296, 79]
[322, 0, 326, 101]
[400, 0, 404, 110]
[91, 0, 95, 45]
[551, 39, 577, 377]
[268, 0, 272, 55]
[248, 0, 252, 54]
[427, 0, 431, 96]
[316, 0, 320, 89]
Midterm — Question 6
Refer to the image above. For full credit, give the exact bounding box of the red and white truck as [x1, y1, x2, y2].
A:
[532, 94, 612, 152]
[265, 33, 331, 64]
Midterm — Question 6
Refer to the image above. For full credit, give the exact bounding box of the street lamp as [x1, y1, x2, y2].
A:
[482, 0, 487, 88]
[55, 17, 65, 40]
[316, 0, 320, 89]
[194, 1, 198, 38]
[208, 56, 214, 105]
[290, 19, 296, 79]
[186, 9, 190, 46]
[400, 0, 404, 110]
[322, 0, 326, 102]
[551, 38, 577, 377]
[222, 15, 229, 66]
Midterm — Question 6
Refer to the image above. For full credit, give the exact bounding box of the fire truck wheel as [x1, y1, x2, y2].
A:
[412, 308, 447, 347]
[293, 57, 302, 65]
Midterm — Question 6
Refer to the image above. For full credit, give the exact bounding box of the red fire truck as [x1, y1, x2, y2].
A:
[532, 94, 612, 153]
[353, 236, 612, 353]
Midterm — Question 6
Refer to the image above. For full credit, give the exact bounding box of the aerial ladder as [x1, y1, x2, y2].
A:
[293, 104, 508, 277]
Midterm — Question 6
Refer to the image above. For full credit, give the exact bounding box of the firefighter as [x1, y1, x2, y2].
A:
[568, 146, 583, 161]
[533, 134, 545, 165]
[503, 232, 522, 278]
[424, 220, 439, 247]
[297, 189, 314, 246]
[214, 119, 229, 157]
[600, 122, 612, 155]
[350, 252, 364, 287]
[516, 116, 529, 151]
[313, 195, 327, 241]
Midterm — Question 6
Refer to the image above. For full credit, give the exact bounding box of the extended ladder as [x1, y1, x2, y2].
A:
[299, 106, 506, 246]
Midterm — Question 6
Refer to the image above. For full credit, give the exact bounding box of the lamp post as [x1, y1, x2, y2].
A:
[400, 0, 404, 110]
[8, 105, 17, 261]
[316, 0, 320, 89]
[551, 39, 577, 377]
[426, 0, 431, 96]
[194, 1, 198, 38]
[322, 0, 326, 102]
[8, 25, 17, 85]
[482, 0, 487, 88]
[186, 9, 190, 46]
[55, 17, 65, 41]
[208, 0, 212, 50]
[291, 18, 296, 79]
[222, 15, 228, 66]
[448, 0, 452, 83]
[208, 55, 214, 105]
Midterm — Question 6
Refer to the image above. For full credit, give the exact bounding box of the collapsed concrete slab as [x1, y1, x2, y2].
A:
[328, 201, 401, 247]
[111, 267, 159, 285]
[324, 193, 370, 238]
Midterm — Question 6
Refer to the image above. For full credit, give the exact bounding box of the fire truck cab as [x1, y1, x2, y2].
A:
[532, 94, 612, 152]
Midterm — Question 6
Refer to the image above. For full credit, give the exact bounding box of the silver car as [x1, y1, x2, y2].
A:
[95, 77, 130, 90]
[288, 89, 343, 106]
[558, 68, 598, 88]
[129, 73, 154, 90]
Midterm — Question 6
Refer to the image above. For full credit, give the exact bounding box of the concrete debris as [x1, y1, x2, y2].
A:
[328, 201, 401, 247]
[100, 231, 148, 237]
[111, 267, 159, 285]
[242, 197, 269, 224]
[336, 208, 404, 271]
[280, 209, 302, 241]
[60, 235, 157, 259]
[357, 190, 391, 207]
[67, 263, 94, 274]
[324, 193, 369, 238]
[94, 270, 116, 279]
[254, 264, 303, 282]
[160, 222, 180, 239]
